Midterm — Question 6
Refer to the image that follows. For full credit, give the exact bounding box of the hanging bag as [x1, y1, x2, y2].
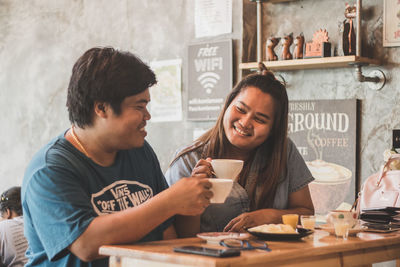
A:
[358, 154, 400, 212]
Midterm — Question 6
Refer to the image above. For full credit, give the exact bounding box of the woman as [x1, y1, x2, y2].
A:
[165, 67, 314, 236]
[0, 186, 28, 266]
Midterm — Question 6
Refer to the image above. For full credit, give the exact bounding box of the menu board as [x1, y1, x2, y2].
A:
[187, 40, 232, 120]
[288, 99, 358, 216]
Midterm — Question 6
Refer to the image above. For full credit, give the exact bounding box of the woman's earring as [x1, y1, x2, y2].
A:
[98, 104, 105, 112]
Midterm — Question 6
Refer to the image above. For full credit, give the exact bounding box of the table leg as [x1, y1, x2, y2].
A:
[109, 256, 121, 267]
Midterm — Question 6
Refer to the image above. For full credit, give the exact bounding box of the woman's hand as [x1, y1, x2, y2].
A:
[224, 209, 281, 232]
[191, 158, 213, 178]
[224, 185, 314, 232]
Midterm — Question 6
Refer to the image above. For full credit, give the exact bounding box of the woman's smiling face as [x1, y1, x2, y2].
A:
[223, 86, 276, 152]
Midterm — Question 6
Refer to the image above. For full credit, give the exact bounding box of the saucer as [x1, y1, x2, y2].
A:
[196, 232, 250, 244]
[318, 224, 366, 236]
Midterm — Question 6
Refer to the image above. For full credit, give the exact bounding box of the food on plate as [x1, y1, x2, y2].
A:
[248, 224, 297, 234]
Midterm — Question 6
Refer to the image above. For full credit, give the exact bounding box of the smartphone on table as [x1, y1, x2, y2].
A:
[173, 246, 241, 257]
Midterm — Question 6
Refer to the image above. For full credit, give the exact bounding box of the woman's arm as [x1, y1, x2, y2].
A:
[287, 184, 314, 214]
[224, 185, 314, 232]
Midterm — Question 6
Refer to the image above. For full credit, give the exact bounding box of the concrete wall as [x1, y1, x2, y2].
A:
[0, 0, 243, 192]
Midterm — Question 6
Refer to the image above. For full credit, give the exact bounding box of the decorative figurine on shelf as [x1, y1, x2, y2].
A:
[293, 33, 304, 59]
[266, 37, 280, 61]
[304, 29, 331, 58]
[281, 33, 293, 60]
[343, 3, 356, 55]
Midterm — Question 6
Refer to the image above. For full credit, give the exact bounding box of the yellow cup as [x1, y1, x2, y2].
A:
[282, 214, 299, 230]
[334, 220, 350, 240]
[300, 215, 316, 230]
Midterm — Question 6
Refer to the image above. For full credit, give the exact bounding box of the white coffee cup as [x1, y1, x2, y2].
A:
[211, 159, 244, 181]
[208, 178, 233, 203]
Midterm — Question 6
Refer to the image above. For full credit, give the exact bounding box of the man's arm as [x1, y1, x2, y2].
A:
[171, 158, 211, 238]
[174, 215, 200, 238]
[69, 177, 212, 262]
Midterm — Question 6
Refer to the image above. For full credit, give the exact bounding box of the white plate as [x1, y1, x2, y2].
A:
[318, 224, 367, 236]
[196, 232, 250, 244]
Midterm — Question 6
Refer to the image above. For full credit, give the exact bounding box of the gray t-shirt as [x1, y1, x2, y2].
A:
[0, 216, 28, 267]
[165, 138, 314, 232]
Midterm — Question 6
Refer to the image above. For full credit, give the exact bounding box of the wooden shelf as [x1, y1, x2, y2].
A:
[239, 56, 380, 71]
[252, 0, 296, 3]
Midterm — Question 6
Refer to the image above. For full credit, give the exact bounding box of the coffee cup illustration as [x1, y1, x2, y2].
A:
[307, 159, 352, 215]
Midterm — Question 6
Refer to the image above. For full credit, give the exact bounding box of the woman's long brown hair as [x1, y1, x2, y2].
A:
[171, 67, 288, 210]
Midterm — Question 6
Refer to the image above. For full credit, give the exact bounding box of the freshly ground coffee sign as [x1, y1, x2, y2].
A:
[288, 99, 358, 216]
[187, 39, 232, 120]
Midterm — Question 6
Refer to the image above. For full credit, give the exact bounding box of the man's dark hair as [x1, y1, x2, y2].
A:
[0, 186, 22, 216]
[66, 47, 157, 127]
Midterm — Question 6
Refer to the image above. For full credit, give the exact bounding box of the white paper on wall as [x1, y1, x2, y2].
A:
[195, 0, 232, 38]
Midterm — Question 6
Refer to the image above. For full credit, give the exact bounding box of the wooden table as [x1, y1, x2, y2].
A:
[99, 230, 400, 267]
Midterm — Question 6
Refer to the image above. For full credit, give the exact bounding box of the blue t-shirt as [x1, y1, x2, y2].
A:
[22, 133, 172, 267]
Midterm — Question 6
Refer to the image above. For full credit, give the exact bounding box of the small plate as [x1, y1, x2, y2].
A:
[318, 224, 366, 236]
[197, 232, 250, 244]
[246, 228, 313, 241]
[363, 228, 399, 233]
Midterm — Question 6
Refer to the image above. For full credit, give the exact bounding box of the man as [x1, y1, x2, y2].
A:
[22, 47, 213, 266]
[0, 186, 28, 266]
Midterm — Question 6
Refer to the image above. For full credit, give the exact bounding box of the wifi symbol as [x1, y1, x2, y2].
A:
[197, 72, 220, 94]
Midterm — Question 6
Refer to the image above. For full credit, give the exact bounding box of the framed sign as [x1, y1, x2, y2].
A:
[187, 40, 232, 121]
[288, 99, 359, 216]
[383, 0, 400, 47]
[149, 59, 183, 122]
